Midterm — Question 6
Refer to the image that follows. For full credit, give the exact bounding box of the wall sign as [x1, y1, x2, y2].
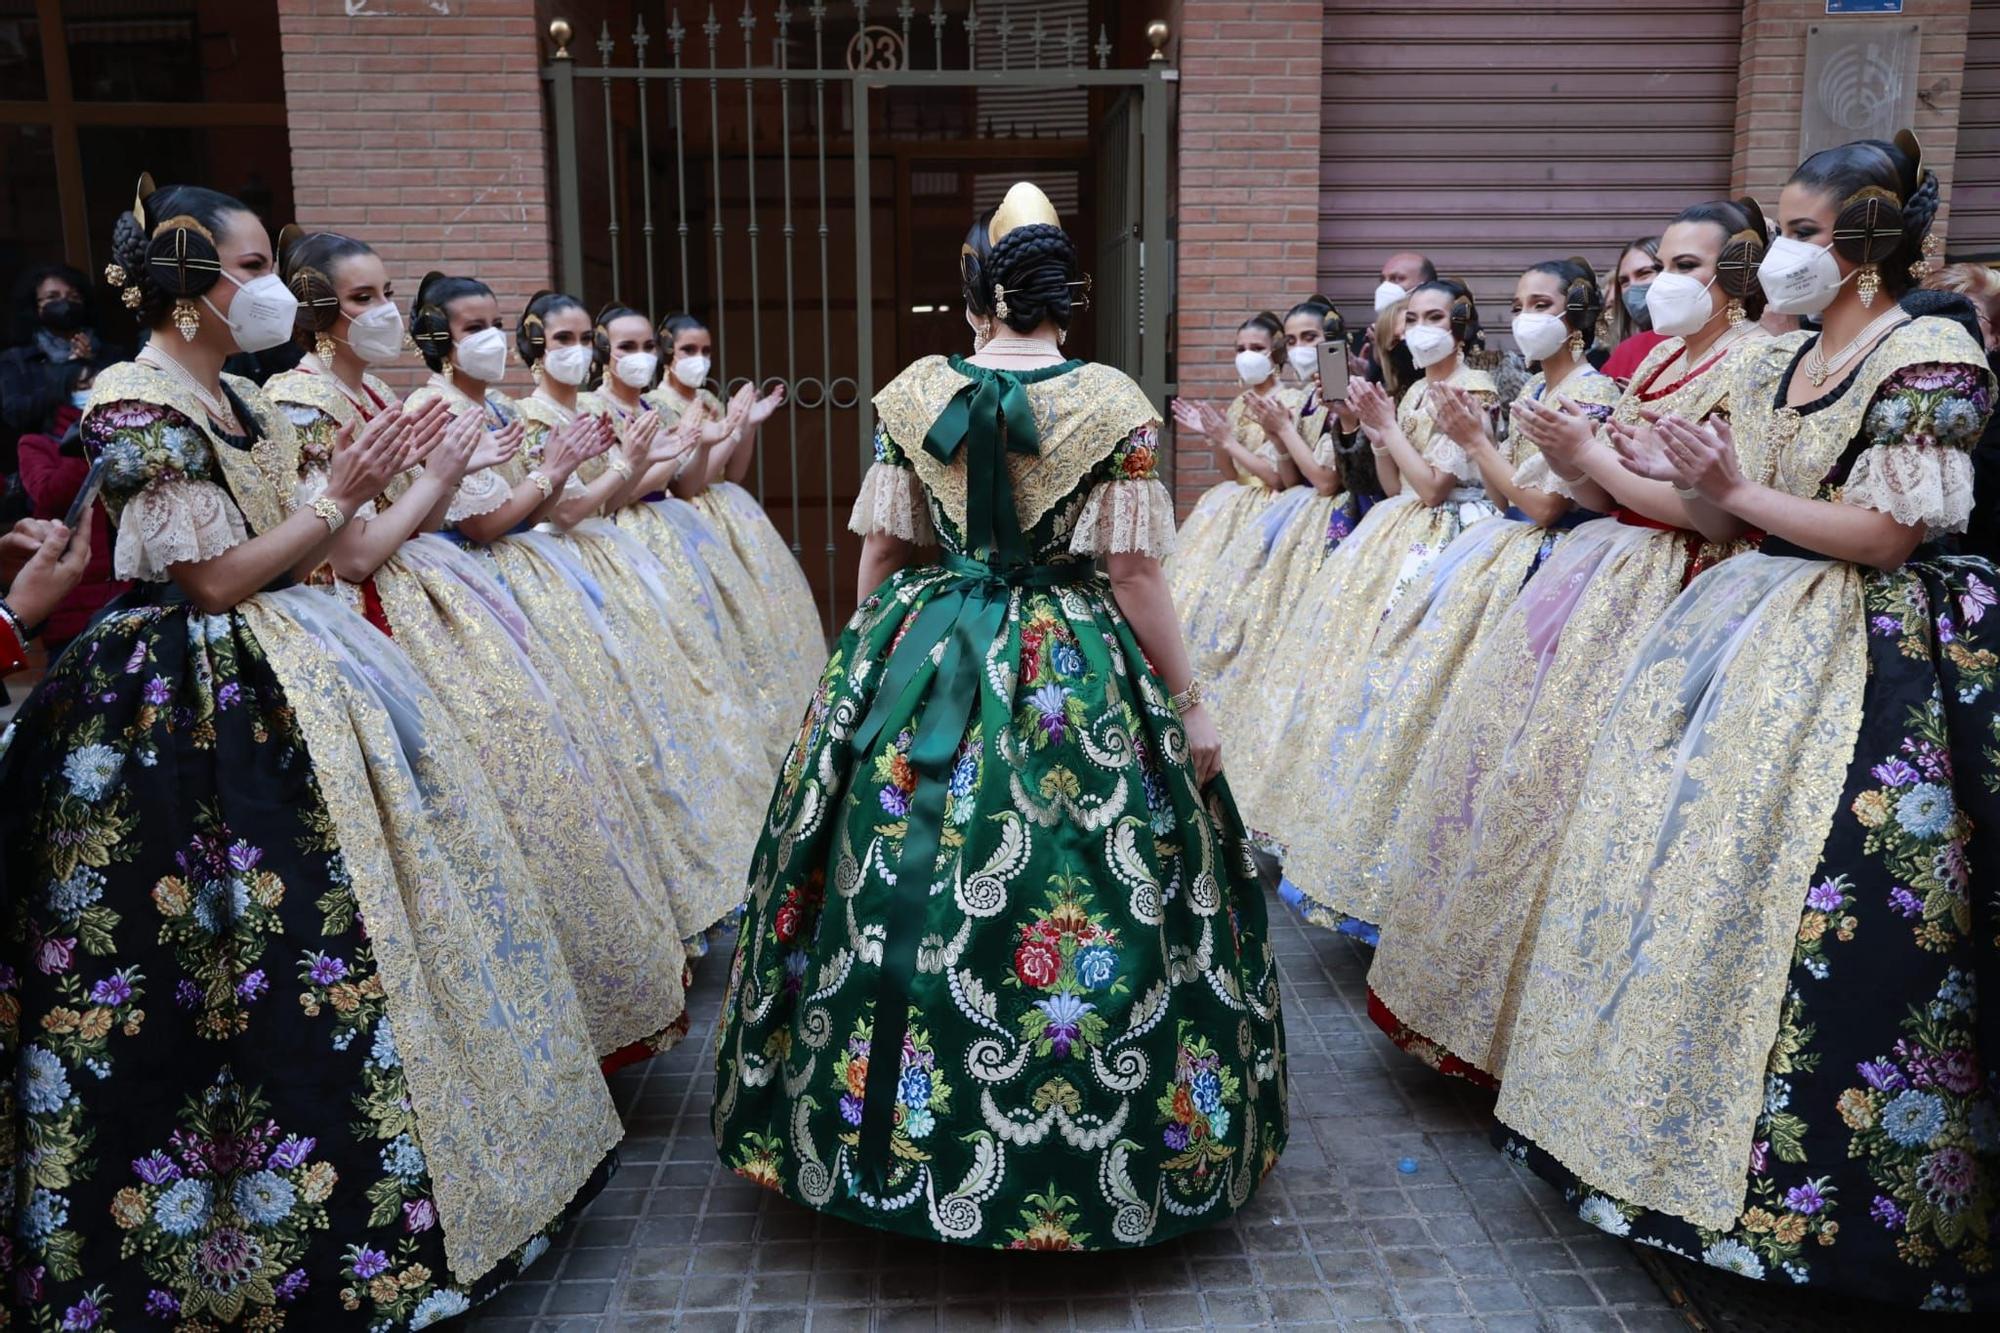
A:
[1801, 22, 1921, 157]
[1826, 1, 1905, 13]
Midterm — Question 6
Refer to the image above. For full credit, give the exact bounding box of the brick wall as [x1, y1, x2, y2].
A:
[1171, 1, 1324, 517]
[1731, 0, 1973, 238]
[276, 0, 553, 396]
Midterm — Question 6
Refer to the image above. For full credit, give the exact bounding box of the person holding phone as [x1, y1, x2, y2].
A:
[1230, 278, 1502, 866]
[0, 177, 624, 1328]
[0, 510, 93, 672]
[1276, 258, 1623, 951]
[267, 233, 695, 1075]
[1166, 310, 1303, 658]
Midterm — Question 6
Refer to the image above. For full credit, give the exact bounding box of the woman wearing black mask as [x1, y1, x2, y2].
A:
[1599, 237, 1665, 383]
[0, 265, 125, 497]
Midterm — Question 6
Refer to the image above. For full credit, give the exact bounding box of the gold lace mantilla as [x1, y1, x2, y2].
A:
[873, 356, 1159, 539]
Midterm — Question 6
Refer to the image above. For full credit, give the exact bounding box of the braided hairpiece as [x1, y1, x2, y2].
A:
[984, 222, 1091, 333]
[1714, 196, 1769, 299]
[410, 270, 454, 356]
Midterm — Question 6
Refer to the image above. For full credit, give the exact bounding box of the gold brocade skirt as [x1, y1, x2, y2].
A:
[363, 535, 690, 1057]
[1168, 480, 1280, 652]
[240, 585, 621, 1282]
[612, 496, 790, 772]
[475, 527, 751, 938]
[1232, 492, 1498, 836]
[1491, 553, 1867, 1231]
[1187, 485, 1327, 689]
[1279, 516, 1562, 931]
[1367, 518, 1707, 1078]
[547, 518, 770, 934]
[693, 482, 825, 711]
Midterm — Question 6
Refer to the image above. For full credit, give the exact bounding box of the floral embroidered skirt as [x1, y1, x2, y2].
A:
[0, 585, 617, 1328]
[1492, 553, 2000, 1310]
[712, 561, 1289, 1249]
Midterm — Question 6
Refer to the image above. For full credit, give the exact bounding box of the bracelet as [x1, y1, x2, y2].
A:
[1170, 678, 1206, 715]
[1673, 484, 1704, 501]
[527, 469, 556, 499]
[605, 454, 635, 480]
[308, 496, 348, 534]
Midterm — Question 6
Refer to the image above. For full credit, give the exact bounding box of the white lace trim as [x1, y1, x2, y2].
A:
[114, 477, 249, 581]
[446, 467, 511, 523]
[1425, 437, 1483, 485]
[847, 461, 936, 544]
[1069, 478, 1177, 557]
[1511, 452, 1576, 500]
[1841, 441, 1977, 534]
[293, 468, 379, 523]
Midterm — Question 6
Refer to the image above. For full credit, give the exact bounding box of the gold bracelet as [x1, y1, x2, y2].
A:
[1170, 678, 1205, 715]
[527, 469, 555, 499]
[308, 495, 347, 533]
[606, 454, 635, 480]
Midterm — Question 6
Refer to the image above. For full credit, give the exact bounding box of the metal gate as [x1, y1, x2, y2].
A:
[541, 3, 1176, 627]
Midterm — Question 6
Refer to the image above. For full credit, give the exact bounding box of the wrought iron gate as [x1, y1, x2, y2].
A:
[540, 3, 1176, 626]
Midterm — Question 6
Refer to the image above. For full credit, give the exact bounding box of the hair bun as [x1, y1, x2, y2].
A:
[144, 216, 222, 300]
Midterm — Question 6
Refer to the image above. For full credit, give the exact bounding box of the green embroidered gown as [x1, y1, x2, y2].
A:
[712, 355, 1289, 1250]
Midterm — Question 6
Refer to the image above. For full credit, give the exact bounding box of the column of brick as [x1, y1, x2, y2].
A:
[1731, 0, 1972, 237]
[1172, 1, 1324, 518]
[276, 0, 552, 396]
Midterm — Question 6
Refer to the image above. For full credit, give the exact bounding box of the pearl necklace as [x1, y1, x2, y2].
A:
[979, 334, 1062, 359]
[138, 344, 237, 429]
[1803, 308, 1908, 388]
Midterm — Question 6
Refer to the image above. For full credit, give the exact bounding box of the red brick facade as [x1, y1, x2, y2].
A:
[276, 0, 552, 394]
[1730, 1, 1973, 237]
[1169, 1, 1325, 517]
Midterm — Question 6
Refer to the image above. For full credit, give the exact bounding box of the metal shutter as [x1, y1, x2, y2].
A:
[1317, 0, 1743, 342]
[1955, 0, 2000, 256]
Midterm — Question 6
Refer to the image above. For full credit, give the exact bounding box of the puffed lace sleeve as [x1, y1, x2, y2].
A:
[86, 399, 248, 582]
[1511, 391, 1614, 499]
[446, 466, 511, 523]
[1842, 361, 1993, 533]
[1070, 422, 1177, 557]
[849, 421, 937, 544]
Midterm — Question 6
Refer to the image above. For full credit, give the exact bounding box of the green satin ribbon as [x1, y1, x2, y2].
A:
[922, 368, 1040, 567]
[851, 552, 1093, 1193]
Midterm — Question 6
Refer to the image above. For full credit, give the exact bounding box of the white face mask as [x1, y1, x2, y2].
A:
[1758, 236, 1847, 317]
[203, 271, 300, 355]
[1286, 344, 1319, 377]
[615, 351, 660, 389]
[1644, 271, 1717, 338]
[452, 326, 508, 382]
[1511, 311, 1570, 363]
[342, 301, 406, 364]
[1235, 349, 1274, 384]
[1403, 322, 1457, 370]
[671, 354, 710, 390]
[542, 343, 595, 387]
[1374, 280, 1408, 315]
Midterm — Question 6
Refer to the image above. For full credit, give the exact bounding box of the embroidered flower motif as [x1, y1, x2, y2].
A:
[62, 743, 123, 800]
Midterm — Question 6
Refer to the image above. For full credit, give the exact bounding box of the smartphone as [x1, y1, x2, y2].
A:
[63, 452, 109, 534]
[1317, 341, 1349, 403]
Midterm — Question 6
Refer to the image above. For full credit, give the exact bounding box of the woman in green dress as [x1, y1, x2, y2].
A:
[712, 184, 1288, 1249]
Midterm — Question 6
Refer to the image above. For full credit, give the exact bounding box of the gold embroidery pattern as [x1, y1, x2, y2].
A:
[1169, 387, 1308, 652]
[873, 356, 1160, 538]
[691, 483, 828, 717]
[241, 587, 622, 1282]
[1487, 327, 1984, 1230]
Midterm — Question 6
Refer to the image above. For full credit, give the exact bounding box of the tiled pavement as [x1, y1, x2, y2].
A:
[467, 903, 1692, 1332]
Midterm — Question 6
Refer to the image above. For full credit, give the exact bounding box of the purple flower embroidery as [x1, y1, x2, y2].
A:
[132, 1151, 181, 1185]
[1961, 576, 1996, 625]
[123, 642, 146, 674]
[1871, 1195, 1906, 1230]
[174, 979, 200, 1009]
[1783, 1182, 1828, 1215]
[839, 1094, 865, 1126]
[143, 1291, 181, 1318]
[1163, 1122, 1190, 1151]
[90, 975, 132, 1006]
[268, 1135, 316, 1170]
[1858, 1059, 1907, 1092]
[1937, 613, 1957, 645]
[275, 1269, 310, 1304]
[227, 840, 262, 873]
[61, 1295, 102, 1330]
[235, 970, 268, 1002]
[1804, 880, 1844, 913]
[307, 955, 348, 986]
[402, 1198, 437, 1233]
[1871, 759, 1920, 788]
[1748, 1139, 1770, 1175]
[879, 784, 911, 817]
[1889, 887, 1924, 920]
[142, 676, 171, 706]
[216, 681, 241, 709]
[350, 1246, 390, 1280]
[1871, 614, 1902, 637]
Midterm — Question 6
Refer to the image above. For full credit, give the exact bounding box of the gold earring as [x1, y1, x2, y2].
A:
[1856, 264, 1880, 309]
[973, 320, 992, 352]
[172, 298, 201, 342]
[993, 283, 1010, 322]
[1725, 298, 1748, 327]
[1567, 330, 1585, 357]
[315, 331, 338, 362]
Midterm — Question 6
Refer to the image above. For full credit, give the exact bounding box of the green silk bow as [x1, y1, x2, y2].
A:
[921, 366, 1040, 567]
